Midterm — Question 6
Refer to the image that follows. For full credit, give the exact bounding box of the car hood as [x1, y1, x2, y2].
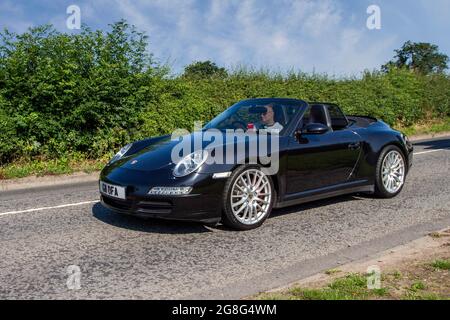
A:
[119, 135, 179, 171]
[113, 131, 277, 172]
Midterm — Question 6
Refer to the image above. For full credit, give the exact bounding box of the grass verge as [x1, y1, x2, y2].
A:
[257, 258, 449, 300]
[0, 157, 107, 180]
[431, 259, 450, 271]
[396, 117, 450, 137]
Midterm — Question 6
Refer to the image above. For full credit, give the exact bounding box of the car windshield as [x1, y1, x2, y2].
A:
[204, 100, 306, 134]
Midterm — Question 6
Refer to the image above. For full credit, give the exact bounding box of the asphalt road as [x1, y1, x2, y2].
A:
[0, 137, 449, 299]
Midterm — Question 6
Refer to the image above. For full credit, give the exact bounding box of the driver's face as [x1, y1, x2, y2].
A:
[261, 106, 274, 124]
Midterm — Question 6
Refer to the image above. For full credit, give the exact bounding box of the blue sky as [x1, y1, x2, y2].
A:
[1, 0, 449, 75]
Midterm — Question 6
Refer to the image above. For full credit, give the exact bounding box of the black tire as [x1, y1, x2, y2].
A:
[374, 145, 406, 198]
[221, 165, 275, 230]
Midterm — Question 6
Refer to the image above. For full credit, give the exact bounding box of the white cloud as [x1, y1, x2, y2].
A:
[0, 0, 422, 76]
[0, 0, 33, 33]
[122, 0, 390, 75]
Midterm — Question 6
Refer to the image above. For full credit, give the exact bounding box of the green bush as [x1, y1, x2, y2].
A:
[0, 21, 166, 164]
[1, 21, 450, 166]
[423, 74, 450, 117]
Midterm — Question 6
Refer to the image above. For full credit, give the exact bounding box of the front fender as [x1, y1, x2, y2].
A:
[352, 127, 413, 181]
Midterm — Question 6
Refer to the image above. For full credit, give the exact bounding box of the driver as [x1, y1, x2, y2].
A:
[260, 104, 283, 132]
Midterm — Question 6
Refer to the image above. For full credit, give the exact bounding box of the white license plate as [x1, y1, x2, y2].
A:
[100, 181, 126, 200]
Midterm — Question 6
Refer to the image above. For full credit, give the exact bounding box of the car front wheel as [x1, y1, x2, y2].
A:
[221, 166, 275, 230]
[375, 145, 407, 198]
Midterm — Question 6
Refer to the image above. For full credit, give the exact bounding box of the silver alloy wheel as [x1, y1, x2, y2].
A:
[381, 150, 405, 194]
[230, 169, 272, 225]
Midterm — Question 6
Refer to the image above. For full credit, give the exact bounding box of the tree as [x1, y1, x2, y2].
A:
[183, 60, 228, 79]
[0, 20, 163, 162]
[383, 41, 449, 75]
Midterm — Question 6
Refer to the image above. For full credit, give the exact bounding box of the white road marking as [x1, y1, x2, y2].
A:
[414, 149, 449, 155]
[0, 200, 98, 217]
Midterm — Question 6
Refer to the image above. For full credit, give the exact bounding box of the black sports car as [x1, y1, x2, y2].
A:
[99, 98, 413, 230]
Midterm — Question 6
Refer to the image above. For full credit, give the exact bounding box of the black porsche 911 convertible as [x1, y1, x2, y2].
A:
[99, 98, 413, 230]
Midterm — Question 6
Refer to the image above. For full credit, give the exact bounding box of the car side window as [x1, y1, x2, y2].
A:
[327, 105, 349, 130]
[296, 107, 311, 130]
[283, 105, 300, 127]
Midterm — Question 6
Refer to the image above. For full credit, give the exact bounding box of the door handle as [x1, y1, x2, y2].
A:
[348, 142, 361, 150]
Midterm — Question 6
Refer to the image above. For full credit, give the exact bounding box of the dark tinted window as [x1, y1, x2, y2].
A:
[327, 105, 348, 130]
[297, 105, 330, 129]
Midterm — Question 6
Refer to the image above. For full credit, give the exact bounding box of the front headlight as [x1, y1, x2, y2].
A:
[173, 149, 208, 177]
[109, 143, 132, 164]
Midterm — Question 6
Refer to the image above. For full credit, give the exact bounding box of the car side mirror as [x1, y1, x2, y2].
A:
[303, 123, 329, 134]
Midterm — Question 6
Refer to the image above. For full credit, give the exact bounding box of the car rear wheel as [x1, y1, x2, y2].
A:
[375, 145, 406, 198]
[221, 166, 275, 230]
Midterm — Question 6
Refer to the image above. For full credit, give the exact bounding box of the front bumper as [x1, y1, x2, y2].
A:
[407, 150, 413, 171]
[99, 167, 226, 225]
[405, 140, 414, 173]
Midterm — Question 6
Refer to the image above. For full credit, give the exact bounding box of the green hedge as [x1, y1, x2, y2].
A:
[145, 69, 448, 134]
[1, 22, 450, 165]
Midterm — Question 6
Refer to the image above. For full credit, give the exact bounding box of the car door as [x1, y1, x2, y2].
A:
[285, 104, 362, 195]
